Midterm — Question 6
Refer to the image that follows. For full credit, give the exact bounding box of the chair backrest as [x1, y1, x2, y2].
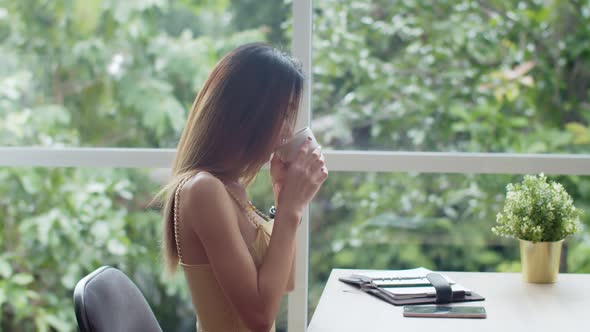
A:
[73, 266, 163, 332]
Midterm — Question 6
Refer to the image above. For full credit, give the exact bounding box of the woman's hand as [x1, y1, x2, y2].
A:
[276, 138, 328, 222]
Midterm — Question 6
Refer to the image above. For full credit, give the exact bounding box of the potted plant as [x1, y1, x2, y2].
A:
[492, 174, 582, 283]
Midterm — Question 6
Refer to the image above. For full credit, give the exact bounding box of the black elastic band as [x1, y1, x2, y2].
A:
[426, 273, 453, 304]
[269, 206, 276, 219]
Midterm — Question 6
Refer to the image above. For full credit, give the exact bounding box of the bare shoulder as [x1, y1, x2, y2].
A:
[178, 171, 234, 229]
[182, 171, 225, 198]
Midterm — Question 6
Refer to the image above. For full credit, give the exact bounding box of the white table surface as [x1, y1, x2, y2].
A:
[307, 269, 590, 332]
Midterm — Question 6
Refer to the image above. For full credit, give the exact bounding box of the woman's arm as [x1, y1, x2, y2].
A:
[183, 173, 299, 332]
[273, 185, 296, 293]
[183, 140, 326, 332]
[286, 241, 296, 292]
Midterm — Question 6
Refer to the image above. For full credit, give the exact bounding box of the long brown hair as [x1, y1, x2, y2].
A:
[157, 43, 304, 274]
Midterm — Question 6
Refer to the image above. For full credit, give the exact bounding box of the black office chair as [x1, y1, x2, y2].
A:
[73, 266, 163, 332]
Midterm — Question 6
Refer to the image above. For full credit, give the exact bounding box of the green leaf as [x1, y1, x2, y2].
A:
[44, 313, 71, 331]
[12, 273, 34, 286]
[107, 239, 128, 256]
[73, 0, 103, 34]
[0, 285, 7, 306]
[0, 259, 13, 278]
[565, 122, 590, 144]
[105, 0, 167, 23]
[61, 265, 80, 289]
[163, 96, 186, 134]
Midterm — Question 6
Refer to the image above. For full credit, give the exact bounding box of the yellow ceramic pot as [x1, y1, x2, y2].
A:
[519, 239, 563, 283]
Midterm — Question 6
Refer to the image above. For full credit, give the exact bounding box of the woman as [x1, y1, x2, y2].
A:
[158, 43, 328, 332]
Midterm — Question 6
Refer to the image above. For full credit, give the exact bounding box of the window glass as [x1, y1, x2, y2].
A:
[309, 171, 590, 318]
[0, 0, 290, 148]
[312, 0, 590, 153]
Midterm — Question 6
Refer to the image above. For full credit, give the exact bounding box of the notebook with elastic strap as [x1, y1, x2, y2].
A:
[339, 272, 485, 306]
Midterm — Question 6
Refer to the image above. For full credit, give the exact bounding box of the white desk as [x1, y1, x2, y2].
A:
[308, 269, 590, 332]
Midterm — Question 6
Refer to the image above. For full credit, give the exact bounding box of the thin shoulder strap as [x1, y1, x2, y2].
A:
[173, 176, 191, 264]
[223, 184, 264, 228]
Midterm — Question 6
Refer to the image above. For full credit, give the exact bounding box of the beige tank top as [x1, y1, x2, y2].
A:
[174, 176, 275, 332]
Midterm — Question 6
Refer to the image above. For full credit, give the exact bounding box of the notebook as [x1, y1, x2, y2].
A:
[339, 267, 485, 306]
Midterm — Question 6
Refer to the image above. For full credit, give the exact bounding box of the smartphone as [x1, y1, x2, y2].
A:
[403, 305, 486, 318]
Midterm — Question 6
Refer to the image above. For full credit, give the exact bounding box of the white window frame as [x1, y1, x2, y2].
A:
[2, 0, 590, 330]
